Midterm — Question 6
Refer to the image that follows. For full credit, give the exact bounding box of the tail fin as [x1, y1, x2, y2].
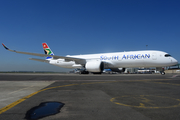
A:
[42, 43, 54, 59]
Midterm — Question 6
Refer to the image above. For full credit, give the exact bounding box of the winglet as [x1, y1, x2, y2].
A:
[2, 43, 9, 50]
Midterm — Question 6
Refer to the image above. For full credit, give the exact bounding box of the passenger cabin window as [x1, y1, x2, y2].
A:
[165, 54, 171, 57]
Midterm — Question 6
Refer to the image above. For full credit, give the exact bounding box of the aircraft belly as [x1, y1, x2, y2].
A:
[114, 60, 145, 68]
[49, 60, 75, 69]
[57, 62, 75, 68]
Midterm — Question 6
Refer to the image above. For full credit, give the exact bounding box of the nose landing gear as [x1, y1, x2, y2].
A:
[156, 67, 165, 75]
[160, 71, 165, 75]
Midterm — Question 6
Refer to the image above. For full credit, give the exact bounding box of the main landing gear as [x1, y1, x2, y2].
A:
[79, 70, 89, 74]
[156, 67, 165, 75]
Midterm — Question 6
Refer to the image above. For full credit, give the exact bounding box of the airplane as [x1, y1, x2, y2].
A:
[2, 43, 178, 75]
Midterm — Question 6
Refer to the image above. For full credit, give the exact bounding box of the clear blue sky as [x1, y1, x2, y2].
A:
[1, 0, 180, 72]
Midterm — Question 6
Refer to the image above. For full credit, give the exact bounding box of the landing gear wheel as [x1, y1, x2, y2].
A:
[161, 72, 165, 75]
[92, 72, 102, 74]
[80, 71, 89, 74]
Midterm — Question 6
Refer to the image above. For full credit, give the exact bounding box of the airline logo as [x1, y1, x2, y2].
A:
[42, 43, 54, 59]
[122, 54, 150, 59]
[44, 49, 52, 55]
[43, 43, 48, 49]
[42, 43, 53, 55]
[100, 54, 150, 60]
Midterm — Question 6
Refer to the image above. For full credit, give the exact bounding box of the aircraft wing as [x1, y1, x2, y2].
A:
[2, 43, 86, 64]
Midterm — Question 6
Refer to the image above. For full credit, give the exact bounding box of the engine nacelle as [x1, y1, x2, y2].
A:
[85, 60, 104, 73]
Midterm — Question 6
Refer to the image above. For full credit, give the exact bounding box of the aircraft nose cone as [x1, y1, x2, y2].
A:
[172, 58, 178, 64]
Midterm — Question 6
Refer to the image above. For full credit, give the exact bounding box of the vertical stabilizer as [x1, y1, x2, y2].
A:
[42, 43, 54, 59]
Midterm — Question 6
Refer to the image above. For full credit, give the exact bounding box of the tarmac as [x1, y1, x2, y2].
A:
[0, 73, 180, 120]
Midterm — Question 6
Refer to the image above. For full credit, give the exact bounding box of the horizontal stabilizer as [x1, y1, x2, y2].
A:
[29, 58, 50, 63]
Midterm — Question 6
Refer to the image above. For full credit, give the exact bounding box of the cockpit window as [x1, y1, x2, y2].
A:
[165, 54, 171, 57]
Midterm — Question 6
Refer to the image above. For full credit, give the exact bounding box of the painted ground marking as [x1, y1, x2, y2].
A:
[0, 78, 175, 114]
[110, 95, 180, 109]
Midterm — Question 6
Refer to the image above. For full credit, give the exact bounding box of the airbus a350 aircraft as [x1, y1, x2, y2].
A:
[2, 43, 178, 75]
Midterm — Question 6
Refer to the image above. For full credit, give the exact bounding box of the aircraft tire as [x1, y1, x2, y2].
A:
[92, 72, 102, 74]
[80, 71, 89, 74]
[161, 72, 165, 75]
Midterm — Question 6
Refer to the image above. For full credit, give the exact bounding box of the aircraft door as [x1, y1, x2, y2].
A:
[152, 53, 157, 60]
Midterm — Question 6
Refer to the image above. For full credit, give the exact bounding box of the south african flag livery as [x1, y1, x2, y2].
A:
[2, 43, 9, 50]
[42, 43, 54, 59]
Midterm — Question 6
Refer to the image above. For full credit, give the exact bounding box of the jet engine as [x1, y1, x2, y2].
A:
[85, 60, 104, 73]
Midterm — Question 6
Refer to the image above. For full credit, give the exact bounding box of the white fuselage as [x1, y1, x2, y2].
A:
[49, 50, 178, 69]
